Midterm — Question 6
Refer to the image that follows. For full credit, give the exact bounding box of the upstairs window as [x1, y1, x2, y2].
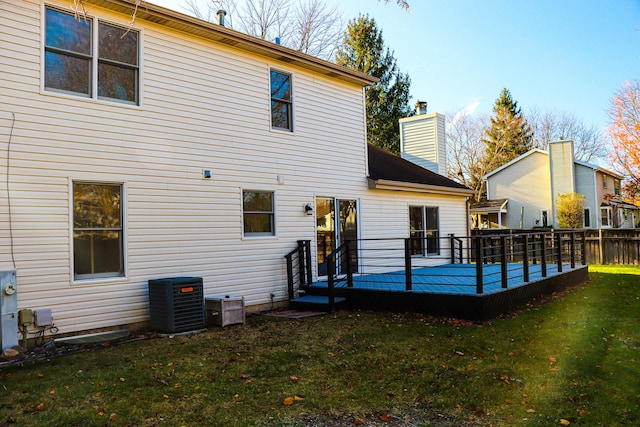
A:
[602, 173, 607, 189]
[270, 70, 292, 131]
[243, 191, 275, 236]
[614, 179, 621, 196]
[45, 7, 139, 104]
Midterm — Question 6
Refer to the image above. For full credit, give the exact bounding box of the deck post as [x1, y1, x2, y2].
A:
[305, 240, 313, 285]
[570, 232, 576, 268]
[286, 254, 294, 299]
[581, 231, 586, 265]
[541, 234, 547, 277]
[475, 236, 484, 294]
[404, 238, 413, 291]
[345, 241, 353, 288]
[556, 232, 563, 273]
[327, 256, 335, 311]
[523, 234, 529, 282]
[449, 234, 455, 264]
[297, 240, 306, 286]
[500, 235, 508, 288]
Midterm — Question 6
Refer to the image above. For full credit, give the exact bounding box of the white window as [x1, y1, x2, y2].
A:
[73, 182, 124, 279]
[270, 70, 292, 131]
[583, 207, 591, 228]
[540, 210, 549, 227]
[409, 206, 440, 256]
[44, 6, 140, 104]
[243, 191, 275, 236]
[600, 207, 612, 228]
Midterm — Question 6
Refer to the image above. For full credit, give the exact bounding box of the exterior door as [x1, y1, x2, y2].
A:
[316, 198, 358, 276]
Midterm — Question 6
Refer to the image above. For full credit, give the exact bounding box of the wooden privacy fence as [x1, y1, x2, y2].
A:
[583, 229, 640, 265]
[473, 229, 640, 265]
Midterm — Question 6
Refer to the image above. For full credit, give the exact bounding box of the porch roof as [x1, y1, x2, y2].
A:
[470, 199, 509, 214]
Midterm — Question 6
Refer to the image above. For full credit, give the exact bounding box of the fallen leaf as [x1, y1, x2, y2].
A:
[36, 373, 44, 378]
[294, 395, 304, 401]
[559, 419, 570, 425]
[283, 397, 294, 405]
[526, 408, 536, 413]
[109, 413, 118, 421]
[289, 375, 299, 382]
[354, 417, 363, 425]
[549, 356, 557, 364]
[380, 413, 393, 422]
[36, 403, 45, 411]
[49, 389, 56, 395]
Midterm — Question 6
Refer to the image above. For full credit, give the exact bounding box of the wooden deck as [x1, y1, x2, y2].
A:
[301, 263, 589, 320]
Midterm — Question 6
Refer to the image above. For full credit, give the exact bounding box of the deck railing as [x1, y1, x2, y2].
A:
[319, 230, 585, 295]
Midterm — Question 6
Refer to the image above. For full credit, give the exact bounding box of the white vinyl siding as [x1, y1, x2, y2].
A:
[487, 151, 552, 229]
[0, 0, 469, 335]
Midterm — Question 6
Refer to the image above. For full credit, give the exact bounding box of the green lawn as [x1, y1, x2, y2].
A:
[1, 265, 639, 426]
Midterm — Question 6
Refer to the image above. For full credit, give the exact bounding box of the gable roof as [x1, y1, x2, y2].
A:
[367, 144, 474, 196]
[85, 0, 378, 87]
[483, 146, 624, 181]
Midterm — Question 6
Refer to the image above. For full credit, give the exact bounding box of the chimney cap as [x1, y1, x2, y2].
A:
[415, 100, 427, 115]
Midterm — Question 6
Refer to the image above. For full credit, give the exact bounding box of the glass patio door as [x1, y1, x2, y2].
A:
[316, 198, 358, 276]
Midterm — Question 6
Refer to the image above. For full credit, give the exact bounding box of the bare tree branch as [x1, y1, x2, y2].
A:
[526, 108, 607, 163]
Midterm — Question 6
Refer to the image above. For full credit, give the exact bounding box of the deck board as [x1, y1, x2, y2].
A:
[309, 263, 581, 295]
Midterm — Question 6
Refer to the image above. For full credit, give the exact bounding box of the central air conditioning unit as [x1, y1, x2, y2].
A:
[1, 271, 18, 351]
[148, 277, 205, 334]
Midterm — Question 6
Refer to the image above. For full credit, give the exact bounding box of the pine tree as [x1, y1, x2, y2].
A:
[335, 15, 412, 154]
[482, 88, 533, 172]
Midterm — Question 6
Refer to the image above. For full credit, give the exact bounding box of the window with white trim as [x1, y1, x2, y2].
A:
[270, 70, 292, 131]
[600, 207, 612, 227]
[243, 191, 275, 236]
[409, 206, 440, 256]
[73, 182, 124, 279]
[44, 6, 140, 104]
[540, 210, 549, 227]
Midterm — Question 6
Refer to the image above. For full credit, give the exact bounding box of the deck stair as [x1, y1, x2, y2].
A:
[288, 281, 347, 311]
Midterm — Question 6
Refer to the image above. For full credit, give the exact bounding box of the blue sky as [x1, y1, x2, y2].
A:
[151, 0, 639, 130]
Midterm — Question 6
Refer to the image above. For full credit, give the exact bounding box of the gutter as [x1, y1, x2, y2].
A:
[367, 178, 476, 197]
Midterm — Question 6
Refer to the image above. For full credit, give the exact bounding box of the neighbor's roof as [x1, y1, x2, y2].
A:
[367, 144, 474, 196]
[85, 0, 378, 87]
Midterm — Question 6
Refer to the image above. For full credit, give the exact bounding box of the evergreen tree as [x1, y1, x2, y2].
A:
[482, 88, 533, 172]
[335, 15, 412, 154]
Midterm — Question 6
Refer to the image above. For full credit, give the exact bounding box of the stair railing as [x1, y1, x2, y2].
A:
[284, 240, 312, 300]
[326, 240, 352, 310]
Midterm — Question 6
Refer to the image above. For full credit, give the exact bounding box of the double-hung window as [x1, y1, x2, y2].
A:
[600, 207, 612, 228]
[270, 70, 292, 131]
[73, 182, 124, 280]
[44, 6, 139, 104]
[243, 191, 275, 236]
[409, 206, 440, 256]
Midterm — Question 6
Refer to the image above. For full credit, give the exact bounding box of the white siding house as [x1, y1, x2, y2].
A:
[0, 0, 473, 340]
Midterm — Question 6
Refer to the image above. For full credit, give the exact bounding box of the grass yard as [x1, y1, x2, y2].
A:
[0, 265, 639, 426]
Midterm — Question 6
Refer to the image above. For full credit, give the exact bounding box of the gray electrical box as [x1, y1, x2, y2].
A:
[1, 271, 18, 351]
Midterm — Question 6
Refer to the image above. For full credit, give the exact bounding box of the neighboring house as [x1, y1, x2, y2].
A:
[0, 0, 473, 340]
[471, 140, 639, 229]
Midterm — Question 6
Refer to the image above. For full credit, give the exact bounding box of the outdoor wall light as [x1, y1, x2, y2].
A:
[203, 169, 212, 179]
[304, 203, 314, 216]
